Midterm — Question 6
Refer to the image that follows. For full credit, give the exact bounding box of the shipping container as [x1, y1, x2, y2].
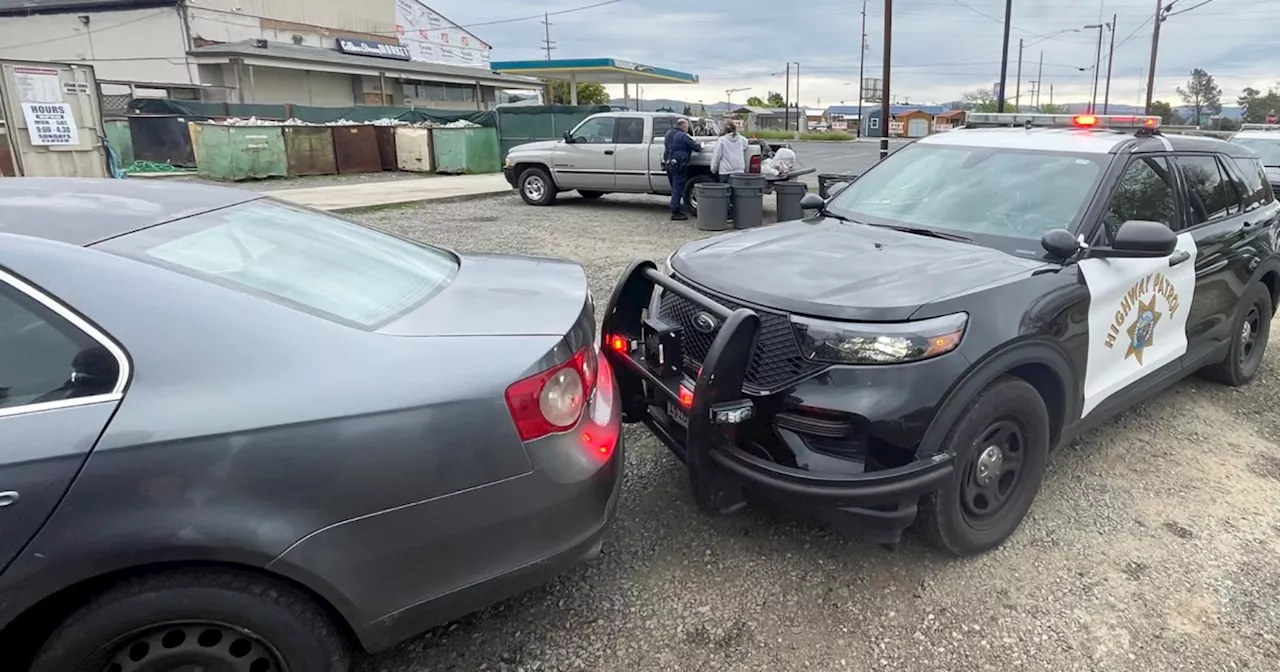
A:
[103, 119, 134, 167]
[432, 127, 500, 175]
[283, 126, 337, 176]
[129, 114, 196, 167]
[0, 59, 108, 177]
[0, 124, 16, 177]
[193, 123, 288, 181]
[331, 125, 381, 174]
[374, 126, 398, 171]
[394, 127, 433, 172]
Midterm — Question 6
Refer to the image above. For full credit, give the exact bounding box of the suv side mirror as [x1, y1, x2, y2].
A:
[800, 193, 826, 213]
[562, 131, 575, 144]
[1089, 220, 1177, 259]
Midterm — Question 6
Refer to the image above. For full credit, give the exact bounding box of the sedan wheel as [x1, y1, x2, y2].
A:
[100, 622, 283, 672]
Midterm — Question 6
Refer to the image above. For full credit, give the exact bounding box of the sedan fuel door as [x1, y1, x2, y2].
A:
[553, 116, 617, 191]
[0, 269, 127, 573]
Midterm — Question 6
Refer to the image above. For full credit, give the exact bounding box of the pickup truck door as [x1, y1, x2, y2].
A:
[648, 117, 675, 193]
[612, 116, 651, 191]
[553, 117, 617, 191]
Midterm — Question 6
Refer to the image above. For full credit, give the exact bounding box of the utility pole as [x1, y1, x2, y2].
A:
[540, 12, 555, 60]
[857, 0, 867, 138]
[784, 63, 791, 134]
[996, 0, 1013, 112]
[1137, 67, 1145, 108]
[880, 0, 892, 159]
[1035, 50, 1043, 109]
[1144, 0, 1166, 114]
[794, 62, 800, 132]
[1014, 38, 1023, 111]
[1087, 23, 1104, 113]
[1050, 82, 1054, 107]
[1103, 14, 1117, 113]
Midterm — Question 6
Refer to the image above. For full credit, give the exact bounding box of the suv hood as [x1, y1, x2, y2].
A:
[670, 219, 1046, 321]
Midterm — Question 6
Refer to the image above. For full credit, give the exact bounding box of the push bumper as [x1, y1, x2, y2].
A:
[600, 260, 954, 543]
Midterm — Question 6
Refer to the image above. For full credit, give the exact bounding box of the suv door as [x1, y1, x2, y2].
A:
[0, 269, 126, 573]
[1172, 153, 1254, 360]
[553, 116, 617, 191]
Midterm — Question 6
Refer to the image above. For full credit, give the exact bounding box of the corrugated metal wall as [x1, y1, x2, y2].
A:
[187, 0, 398, 36]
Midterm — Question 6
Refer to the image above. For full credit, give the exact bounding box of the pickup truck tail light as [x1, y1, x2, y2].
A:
[749, 155, 762, 173]
[505, 346, 597, 441]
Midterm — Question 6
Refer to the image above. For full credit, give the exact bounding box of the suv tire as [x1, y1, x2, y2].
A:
[919, 375, 1050, 556]
[1200, 282, 1272, 386]
[519, 167, 557, 206]
[29, 569, 350, 672]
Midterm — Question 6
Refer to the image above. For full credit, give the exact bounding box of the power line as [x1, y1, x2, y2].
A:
[1166, 0, 1220, 17]
[459, 0, 623, 28]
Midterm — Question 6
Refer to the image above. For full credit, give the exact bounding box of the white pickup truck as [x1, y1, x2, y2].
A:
[502, 112, 808, 214]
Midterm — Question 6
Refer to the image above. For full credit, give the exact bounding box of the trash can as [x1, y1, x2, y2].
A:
[694, 182, 732, 231]
[774, 181, 808, 222]
[818, 173, 857, 199]
[729, 173, 766, 229]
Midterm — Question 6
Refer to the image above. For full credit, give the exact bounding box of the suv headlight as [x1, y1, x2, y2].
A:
[793, 313, 967, 364]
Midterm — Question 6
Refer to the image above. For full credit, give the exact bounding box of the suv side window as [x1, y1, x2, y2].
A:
[615, 117, 646, 144]
[1177, 155, 1239, 225]
[1232, 157, 1272, 211]
[652, 117, 675, 138]
[0, 277, 121, 412]
[1102, 156, 1180, 241]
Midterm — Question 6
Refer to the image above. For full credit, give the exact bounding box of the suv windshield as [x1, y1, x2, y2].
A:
[825, 142, 1105, 250]
[98, 198, 459, 329]
[1232, 137, 1280, 166]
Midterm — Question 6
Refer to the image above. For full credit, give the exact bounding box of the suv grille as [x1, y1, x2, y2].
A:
[657, 283, 823, 392]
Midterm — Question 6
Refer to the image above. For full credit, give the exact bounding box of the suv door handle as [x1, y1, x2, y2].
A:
[1169, 250, 1191, 266]
[604, 150, 614, 155]
[0, 491, 19, 507]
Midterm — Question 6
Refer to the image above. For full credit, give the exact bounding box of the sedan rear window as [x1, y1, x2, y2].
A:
[98, 199, 458, 329]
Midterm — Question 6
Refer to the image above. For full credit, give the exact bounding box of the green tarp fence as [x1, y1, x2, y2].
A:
[494, 104, 611, 160]
[126, 99, 497, 126]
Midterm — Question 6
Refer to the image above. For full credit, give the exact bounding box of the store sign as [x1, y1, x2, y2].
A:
[335, 37, 411, 61]
[21, 102, 80, 146]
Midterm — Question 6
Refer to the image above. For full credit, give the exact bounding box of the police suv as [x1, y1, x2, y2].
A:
[600, 113, 1280, 556]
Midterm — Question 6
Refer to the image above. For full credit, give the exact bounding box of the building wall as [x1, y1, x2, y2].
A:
[186, 0, 397, 50]
[0, 7, 196, 84]
[233, 65, 356, 106]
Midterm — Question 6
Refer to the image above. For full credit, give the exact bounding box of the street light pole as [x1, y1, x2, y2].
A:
[856, 0, 867, 139]
[1087, 24, 1104, 113]
[1035, 50, 1043, 109]
[794, 62, 801, 132]
[1103, 14, 1117, 114]
[996, 0, 1013, 112]
[880, 0, 892, 159]
[784, 62, 791, 133]
[1014, 38, 1023, 111]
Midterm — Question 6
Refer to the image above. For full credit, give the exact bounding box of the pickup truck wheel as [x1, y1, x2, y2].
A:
[519, 167, 557, 206]
[684, 175, 715, 216]
[578, 190, 605, 200]
[918, 376, 1049, 557]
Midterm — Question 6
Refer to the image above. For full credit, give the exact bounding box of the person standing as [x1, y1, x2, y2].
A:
[710, 121, 748, 220]
[662, 118, 702, 221]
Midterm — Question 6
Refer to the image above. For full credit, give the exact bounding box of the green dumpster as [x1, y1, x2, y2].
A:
[104, 119, 135, 167]
[432, 127, 500, 174]
[194, 123, 289, 181]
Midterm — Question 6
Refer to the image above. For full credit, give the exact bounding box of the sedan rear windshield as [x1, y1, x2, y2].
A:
[1231, 137, 1280, 166]
[98, 199, 458, 329]
[825, 142, 1105, 249]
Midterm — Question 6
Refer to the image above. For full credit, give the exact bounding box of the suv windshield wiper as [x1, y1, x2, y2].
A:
[865, 222, 973, 243]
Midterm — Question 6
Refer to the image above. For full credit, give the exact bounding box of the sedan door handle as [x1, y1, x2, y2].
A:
[1169, 250, 1191, 266]
[604, 150, 614, 155]
[0, 491, 19, 507]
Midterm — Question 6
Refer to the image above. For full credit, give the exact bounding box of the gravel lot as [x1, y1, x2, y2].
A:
[352, 192, 1280, 672]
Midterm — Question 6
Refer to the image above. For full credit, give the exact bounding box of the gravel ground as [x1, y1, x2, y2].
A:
[351, 193, 1280, 672]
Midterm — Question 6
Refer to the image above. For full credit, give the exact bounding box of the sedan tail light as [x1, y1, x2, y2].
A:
[505, 346, 597, 441]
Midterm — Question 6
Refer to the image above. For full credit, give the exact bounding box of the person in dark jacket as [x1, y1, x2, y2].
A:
[662, 118, 703, 220]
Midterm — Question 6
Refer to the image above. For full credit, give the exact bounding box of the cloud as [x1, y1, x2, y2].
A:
[439, 0, 1273, 108]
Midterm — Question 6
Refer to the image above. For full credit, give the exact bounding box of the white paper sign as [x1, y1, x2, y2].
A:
[13, 66, 63, 103]
[394, 0, 491, 69]
[22, 102, 80, 146]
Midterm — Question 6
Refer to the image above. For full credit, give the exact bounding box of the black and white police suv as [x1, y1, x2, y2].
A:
[600, 112, 1280, 556]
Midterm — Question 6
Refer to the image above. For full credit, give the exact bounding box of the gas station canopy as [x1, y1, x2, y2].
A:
[489, 58, 698, 107]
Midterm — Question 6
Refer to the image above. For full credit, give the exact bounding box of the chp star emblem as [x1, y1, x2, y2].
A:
[1124, 295, 1163, 365]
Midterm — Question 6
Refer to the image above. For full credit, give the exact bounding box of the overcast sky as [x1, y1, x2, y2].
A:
[435, 0, 1272, 108]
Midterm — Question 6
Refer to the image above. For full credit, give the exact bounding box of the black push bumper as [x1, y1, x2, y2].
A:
[599, 260, 954, 544]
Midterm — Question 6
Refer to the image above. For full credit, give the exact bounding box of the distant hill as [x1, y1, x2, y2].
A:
[609, 97, 735, 113]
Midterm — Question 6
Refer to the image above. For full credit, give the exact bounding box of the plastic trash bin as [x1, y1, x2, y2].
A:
[729, 173, 766, 229]
[694, 182, 732, 231]
[774, 181, 808, 222]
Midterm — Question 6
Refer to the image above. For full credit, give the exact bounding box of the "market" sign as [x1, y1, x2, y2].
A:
[335, 38, 411, 61]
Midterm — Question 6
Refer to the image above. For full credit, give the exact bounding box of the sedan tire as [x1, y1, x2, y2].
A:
[29, 569, 350, 672]
[918, 376, 1050, 556]
[519, 167, 557, 206]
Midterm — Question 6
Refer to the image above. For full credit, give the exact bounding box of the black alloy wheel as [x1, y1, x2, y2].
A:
[1202, 282, 1272, 386]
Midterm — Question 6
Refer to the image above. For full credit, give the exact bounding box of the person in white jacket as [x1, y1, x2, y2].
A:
[710, 121, 748, 220]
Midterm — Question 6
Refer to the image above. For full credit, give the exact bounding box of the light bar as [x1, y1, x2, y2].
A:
[965, 113, 1161, 130]
[1240, 123, 1280, 131]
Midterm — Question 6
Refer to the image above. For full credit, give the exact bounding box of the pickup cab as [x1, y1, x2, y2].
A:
[502, 112, 807, 213]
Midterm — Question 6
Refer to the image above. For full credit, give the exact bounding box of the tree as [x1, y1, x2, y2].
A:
[682, 104, 693, 116]
[1149, 100, 1183, 125]
[1238, 85, 1280, 124]
[1176, 69, 1222, 127]
[698, 103, 708, 116]
[766, 91, 785, 107]
[548, 81, 610, 105]
[745, 95, 766, 107]
[1217, 117, 1240, 132]
[960, 88, 999, 112]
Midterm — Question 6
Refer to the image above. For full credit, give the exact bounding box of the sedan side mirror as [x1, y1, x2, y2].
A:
[1089, 220, 1177, 259]
[562, 131, 575, 144]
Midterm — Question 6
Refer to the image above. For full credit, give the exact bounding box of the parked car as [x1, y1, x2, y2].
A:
[502, 111, 811, 213]
[1229, 122, 1280, 193]
[0, 178, 623, 671]
[600, 113, 1280, 557]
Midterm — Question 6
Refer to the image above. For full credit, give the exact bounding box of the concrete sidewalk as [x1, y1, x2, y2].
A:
[267, 173, 510, 211]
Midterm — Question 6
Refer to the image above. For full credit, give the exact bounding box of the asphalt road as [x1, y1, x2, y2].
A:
[349, 191, 1280, 672]
[789, 139, 914, 187]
